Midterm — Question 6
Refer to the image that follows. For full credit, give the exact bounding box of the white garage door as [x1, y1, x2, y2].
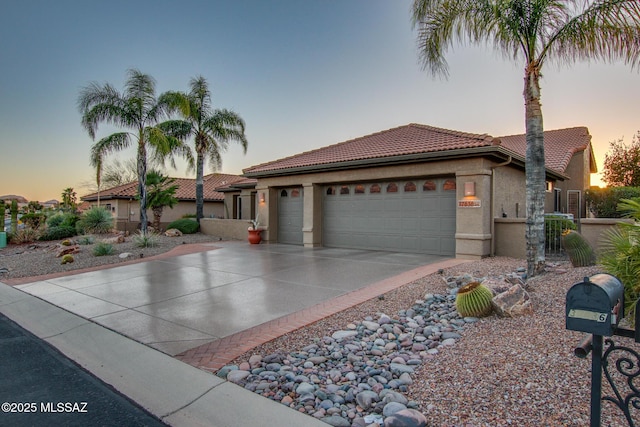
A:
[278, 187, 303, 244]
[323, 179, 456, 255]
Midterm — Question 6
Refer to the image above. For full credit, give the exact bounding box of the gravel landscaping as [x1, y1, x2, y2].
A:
[1, 236, 635, 426]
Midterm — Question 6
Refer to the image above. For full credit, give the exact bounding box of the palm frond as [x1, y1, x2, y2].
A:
[545, 0, 640, 68]
[90, 133, 132, 166]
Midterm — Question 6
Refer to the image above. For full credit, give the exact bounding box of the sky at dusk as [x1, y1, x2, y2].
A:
[1, 0, 638, 202]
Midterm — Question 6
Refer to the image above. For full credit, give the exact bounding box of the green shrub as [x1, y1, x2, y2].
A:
[133, 230, 159, 248]
[76, 236, 94, 245]
[166, 218, 199, 234]
[39, 226, 77, 241]
[585, 187, 640, 218]
[76, 207, 114, 234]
[47, 212, 79, 229]
[20, 213, 46, 230]
[181, 213, 197, 218]
[92, 242, 115, 256]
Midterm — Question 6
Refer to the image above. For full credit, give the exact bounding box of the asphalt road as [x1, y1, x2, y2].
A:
[0, 313, 166, 426]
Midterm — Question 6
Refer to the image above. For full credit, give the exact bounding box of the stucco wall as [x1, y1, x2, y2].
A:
[200, 218, 251, 241]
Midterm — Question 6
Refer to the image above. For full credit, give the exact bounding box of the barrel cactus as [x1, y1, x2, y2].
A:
[561, 229, 595, 267]
[455, 281, 494, 318]
[61, 254, 74, 265]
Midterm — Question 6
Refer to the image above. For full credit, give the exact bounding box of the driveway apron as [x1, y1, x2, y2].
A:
[13, 242, 450, 356]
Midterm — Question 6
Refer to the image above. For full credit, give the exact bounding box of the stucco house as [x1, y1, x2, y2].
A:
[81, 173, 246, 231]
[222, 123, 596, 259]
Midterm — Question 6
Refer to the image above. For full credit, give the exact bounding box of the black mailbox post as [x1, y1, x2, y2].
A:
[566, 274, 624, 336]
[566, 273, 629, 427]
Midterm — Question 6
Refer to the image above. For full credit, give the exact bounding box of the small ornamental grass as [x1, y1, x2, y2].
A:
[76, 236, 95, 245]
[133, 231, 159, 248]
[92, 242, 115, 256]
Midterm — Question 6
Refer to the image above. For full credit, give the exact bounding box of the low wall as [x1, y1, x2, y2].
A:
[200, 218, 250, 241]
[494, 217, 632, 259]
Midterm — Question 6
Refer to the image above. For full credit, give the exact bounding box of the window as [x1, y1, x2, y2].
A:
[404, 182, 416, 192]
[370, 184, 381, 194]
[326, 186, 335, 195]
[280, 189, 288, 197]
[340, 185, 350, 195]
[291, 188, 300, 197]
[443, 179, 456, 191]
[554, 189, 561, 212]
[386, 183, 398, 193]
[354, 184, 365, 194]
[423, 181, 436, 191]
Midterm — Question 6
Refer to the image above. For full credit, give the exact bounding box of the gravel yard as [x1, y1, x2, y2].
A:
[227, 258, 635, 427]
[1, 236, 635, 426]
[0, 232, 221, 281]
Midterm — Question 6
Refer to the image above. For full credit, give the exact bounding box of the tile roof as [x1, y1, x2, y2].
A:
[243, 123, 499, 175]
[242, 123, 594, 177]
[81, 173, 245, 202]
[498, 126, 594, 174]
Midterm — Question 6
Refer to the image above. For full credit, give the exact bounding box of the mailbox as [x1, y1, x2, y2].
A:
[566, 274, 623, 336]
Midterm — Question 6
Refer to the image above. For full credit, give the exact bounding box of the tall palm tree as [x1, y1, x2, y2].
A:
[163, 76, 248, 223]
[78, 69, 193, 235]
[412, 0, 640, 277]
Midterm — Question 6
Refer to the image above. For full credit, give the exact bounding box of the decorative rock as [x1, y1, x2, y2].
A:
[492, 284, 534, 317]
[56, 245, 80, 258]
[296, 382, 315, 395]
[164, 228, 183, 237]
[383, 401, 408, 417]
[101, 234, 125, 244]
[226, 370, 250, 384]
[384, 408, 428, 427]
[355, 390, 379, 410]
[321, 415, 352, 427]
[331, 330, 358, 340]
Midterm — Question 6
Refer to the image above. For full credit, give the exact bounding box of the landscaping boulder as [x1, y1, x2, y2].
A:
[492, 284, 533, 317]
[102, 234, 125, 244]
[165, 228, 183, 237]
[55, 244, 80, 258]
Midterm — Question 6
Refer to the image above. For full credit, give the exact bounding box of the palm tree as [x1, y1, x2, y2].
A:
[412, 0, 640, 277]
[78, 69, 193, 235]
[162, 76, 248, 223]
[145, 170, 179, 230]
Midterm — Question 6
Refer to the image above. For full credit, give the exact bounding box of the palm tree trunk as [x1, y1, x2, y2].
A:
[137, 135, 148, 235]
[195, 148, 205, 223]
[524, 67, 546, 277]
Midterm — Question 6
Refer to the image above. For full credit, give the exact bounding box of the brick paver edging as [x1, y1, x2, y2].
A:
[175, 258, 470, 373]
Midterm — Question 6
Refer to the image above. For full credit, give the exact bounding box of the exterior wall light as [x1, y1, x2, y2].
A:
[259, 192, 265, 203]
[464, 181, 476, 197]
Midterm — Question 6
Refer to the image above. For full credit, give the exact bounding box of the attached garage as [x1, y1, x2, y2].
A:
[322, 178, 456, 255]
[278, 187, 303, 244]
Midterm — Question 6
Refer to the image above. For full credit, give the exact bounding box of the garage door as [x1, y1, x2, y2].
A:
[278, 187, 303, 244]
[323, 179, 456, 255]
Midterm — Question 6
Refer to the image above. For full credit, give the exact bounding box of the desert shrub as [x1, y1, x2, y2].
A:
[20, 213, 46, 230]
[76, 207, 114, 234]
[133, 230, 159, 248]
[39, 226, 77, 241]
[585, 187, 640, 218]
[76, 236, 94, 245]
[47, 212, 79, 229]
[166, 218, 199, 234]
[92, 242, 114, 256]
[8, 228, 40, 244]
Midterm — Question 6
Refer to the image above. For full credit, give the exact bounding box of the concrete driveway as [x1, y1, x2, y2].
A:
[13, 242, 450, 356]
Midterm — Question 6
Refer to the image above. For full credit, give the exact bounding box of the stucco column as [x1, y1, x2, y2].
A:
[455, 170, 492, 259]
[302, 183, 321, 247]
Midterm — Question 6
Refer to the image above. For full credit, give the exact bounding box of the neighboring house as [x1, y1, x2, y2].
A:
[228, 123, 595, 259]
[81, 173, 246, 231]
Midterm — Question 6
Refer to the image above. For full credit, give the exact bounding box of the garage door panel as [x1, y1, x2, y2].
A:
[278, 188, 303, 245]
[323, 179, 456, 256]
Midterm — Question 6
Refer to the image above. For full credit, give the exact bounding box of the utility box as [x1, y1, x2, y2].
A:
[566, 274, 624, 336]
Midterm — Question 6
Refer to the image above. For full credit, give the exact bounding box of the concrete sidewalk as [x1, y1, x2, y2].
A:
[0, 283, 327, 426]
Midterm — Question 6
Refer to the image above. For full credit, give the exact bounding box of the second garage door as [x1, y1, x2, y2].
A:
[323, 178, 456, 255]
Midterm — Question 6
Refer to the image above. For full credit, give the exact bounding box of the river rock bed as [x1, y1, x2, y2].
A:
[219, 283, 480, 426]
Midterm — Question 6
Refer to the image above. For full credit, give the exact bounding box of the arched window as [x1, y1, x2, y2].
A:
[443, 179, 456, 191]
[386, 183, 398, 193]
[370, 184, 381, 194]
[423, 181, 436, 191]
[340, 185, 350, 195]
[280, 189, 288, 197]
[354, 184, 365, 194]
[404, 182, 416, 192]
[326, 186, 335, 195]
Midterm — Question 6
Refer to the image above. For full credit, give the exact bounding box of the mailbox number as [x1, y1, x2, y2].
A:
[568, 309, 608, 323]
